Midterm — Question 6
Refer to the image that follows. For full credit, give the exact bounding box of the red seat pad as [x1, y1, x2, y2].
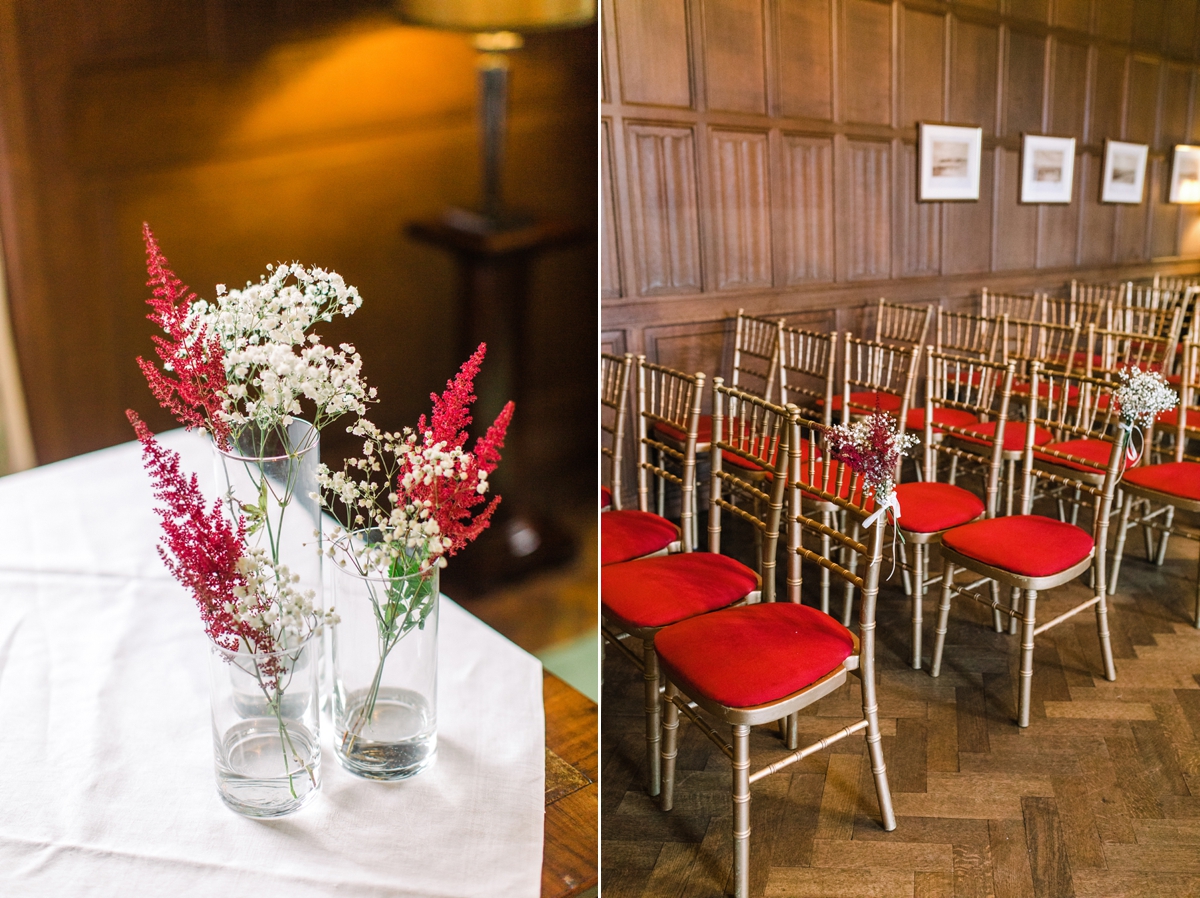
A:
[1122, 461, 1200, 502]
[1033, 438, 1115, 474]
[601, 510, 679, 566]
[956, 420, 1053, 452]
[601, 485, 612, 509]
[941, 515, 1094, 578]
[1156, 405, 1200, 428]
[893, 482, 985, 534]
[601, 553, 759, 629]
[827, 391, 904, 412]
[656, 603, 855, 708]
[906, 406, 980, 434]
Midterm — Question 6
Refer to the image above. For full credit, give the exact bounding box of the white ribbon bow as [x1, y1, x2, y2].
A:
[863, 491, 901, 528]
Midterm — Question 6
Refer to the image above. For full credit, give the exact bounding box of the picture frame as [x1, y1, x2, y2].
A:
[1100, 140, 1149, 204]
[1169, 145, 1200, 203]
[918, 123, 983, 201]
[1019, 134, 1076, 204]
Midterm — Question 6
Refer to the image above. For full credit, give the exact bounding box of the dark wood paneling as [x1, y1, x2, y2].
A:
[1133, 0, 1168, 53]
[1053, 0, 1092, 32]
[951, 20, 999, 136]
[780, 135, 835, 283]
[841, 0, 892, 126]
[703, 0, 765, 114]
[1008, 0, 1049, 25]
[897, 142, 940, 276]
[709, 129, 772, 290]
[1051, 40, 1089, 142]
[615, 0, 692, 108]
[1126, 57, 1163, 146]
[1115, 199, 1151, 261]
[1079, 153, 1118, 265]
[1038, 157, 1083, 268]
[1161, 64, 1192, 148]
[846, 140, 891, 279]
[1096, 0, 1136, 44]
[996, 149, 1038, 270]
[601, 119, 622, 299]
[778, 0, 833, 120]
[943, 149, 995, 274]
[1149, 157, 1182, 257]
[902, 8, 945, 128]
[1181, 205, 1200, 255]
[1092, 48, 1128, 143]
[1006, 30, 1046, 137]
[645, 320, 727, 381]
[1166, 0, 1199, 59]
[625, 123, 702, 295]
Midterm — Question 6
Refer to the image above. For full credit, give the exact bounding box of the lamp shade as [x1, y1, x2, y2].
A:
[394, 0, 595, 32]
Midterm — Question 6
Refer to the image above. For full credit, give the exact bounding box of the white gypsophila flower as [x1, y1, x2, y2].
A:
[1115, 365, 1178, 429]
[189, 262, 376, 435]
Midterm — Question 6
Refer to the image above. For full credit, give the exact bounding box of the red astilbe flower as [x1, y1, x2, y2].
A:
[128, 409, 275, 656]
[407, 343, 514, 556]
[136, 223, 231, 447]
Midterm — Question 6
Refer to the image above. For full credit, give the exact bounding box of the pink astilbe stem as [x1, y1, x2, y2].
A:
[136, 224, 231, 447]
[406, 344, 513, 556]
[127, 409, 274, 658]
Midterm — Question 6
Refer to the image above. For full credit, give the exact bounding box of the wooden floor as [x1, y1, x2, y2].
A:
[601, 514, 1200, 897]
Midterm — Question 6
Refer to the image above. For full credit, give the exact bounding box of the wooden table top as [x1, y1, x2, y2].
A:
[542, 670, 598, 898]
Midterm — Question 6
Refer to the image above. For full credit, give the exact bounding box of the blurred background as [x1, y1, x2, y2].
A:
[0, 0, 597, 698]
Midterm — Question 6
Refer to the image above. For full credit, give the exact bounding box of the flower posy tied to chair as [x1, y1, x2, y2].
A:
[826, 408, 918, 528]
[1114, 365, 1177, 464]
[317, 344, 513, 779]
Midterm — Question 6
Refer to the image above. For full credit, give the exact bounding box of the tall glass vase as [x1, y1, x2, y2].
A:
[213, 420, 324, 688]
[209, 632, 321, 817]
[330, 532, 439, 781]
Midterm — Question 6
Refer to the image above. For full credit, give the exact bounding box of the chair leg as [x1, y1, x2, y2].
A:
[660, 679, 679, 810]
[1009, 586, 1022, 636]
[643, 637, 661, 796]
[1094, 590, 1117, 682]
[930, 560, 954, 677]
[911, 542, 924, 670]
[1194, 554, 1200, 629]
[732, 724, 752, 898]
[785, 712, 799, 750]
[1156, 505, 1176, 566]
[990, 580, 1004, 633]
[1017, 589, 1038, 728]
[899, 539, 912, 597]
[863, 686, 897, 832]
[1110, 493, 1133, 594]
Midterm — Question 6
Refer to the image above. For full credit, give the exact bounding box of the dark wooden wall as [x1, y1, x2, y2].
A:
[0, 0, 596, 509]
[601, 0, 1200, 377]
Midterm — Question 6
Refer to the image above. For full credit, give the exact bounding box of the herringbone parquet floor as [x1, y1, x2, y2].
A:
[601, 512, 1200, 897]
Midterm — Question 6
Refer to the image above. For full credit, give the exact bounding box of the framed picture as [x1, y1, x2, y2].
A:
[1020, 134, 1075, 203]
[1100, 140, 1149, 204]
[918, 123, 983, 201]
[1169, 145, 1200, 203]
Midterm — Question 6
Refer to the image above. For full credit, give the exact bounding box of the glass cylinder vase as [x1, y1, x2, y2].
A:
[213, 419, 325, 694]
[209, 632, 321, 817]
[330, 532, 439, 781]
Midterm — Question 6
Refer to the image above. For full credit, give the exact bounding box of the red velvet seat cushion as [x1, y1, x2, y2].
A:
[893, 482, 986, 534]
[906, 406, 980, 434]
[1033, 438, 1115, 474]
[827, 391, 903, 413]
[601, 553, 759, 629]
[1122, 461, 1200, 502]
[656, 602, 855, 708]
[654, 414, 714, 446]
[1155, 405, 1200, 428]
[956, 420, 1053, 452]
[941, 515, 1094, 578]
[601, 510, 678, 566]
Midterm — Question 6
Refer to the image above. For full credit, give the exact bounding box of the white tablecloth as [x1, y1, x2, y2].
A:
[0, 430, 545, 897]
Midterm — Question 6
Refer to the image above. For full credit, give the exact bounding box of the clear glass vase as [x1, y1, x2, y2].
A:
[330, 532, 439, 781]
[209, 633, 321, 817]
[213, 419, 325, 690]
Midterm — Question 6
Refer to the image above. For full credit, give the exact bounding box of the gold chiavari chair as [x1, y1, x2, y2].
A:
[980, 287, 1043, 321]
[601, 351, 633, 511]
[872, 297, 934, 349]
[1071, 279, 1127, 309]
[895, 353, 1015, 669]
[601, 381, 790, 797]
[934, 308, 1001, 362]
[600, 357, 702, 567]
[1084, 310, 1182, 383]
[834, 334, 921, 426]
[1042, 293, 1109, 329]
[1000, 314, 1081, 385]
[1110, 342, 1200, 626]
[656, 406, 895, 898]
[930, 364, 1123, 728]
[777, 322, 837, 426]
